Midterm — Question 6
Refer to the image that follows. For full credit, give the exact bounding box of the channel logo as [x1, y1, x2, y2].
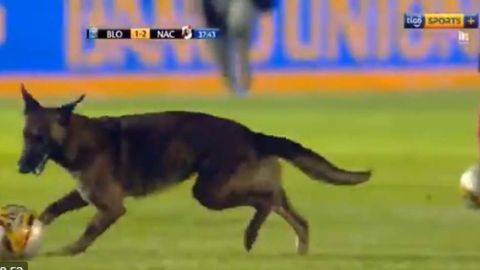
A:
[424, 13, 463, 28]
[404, 14, 424, 29]
[458, 30, 469, 44]
[405, 13, 480, 29]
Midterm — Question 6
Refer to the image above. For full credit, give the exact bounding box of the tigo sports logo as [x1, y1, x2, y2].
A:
[424, 13, 463, 28]
[404, 14, 424, 28]
[404, 13, 479, 29]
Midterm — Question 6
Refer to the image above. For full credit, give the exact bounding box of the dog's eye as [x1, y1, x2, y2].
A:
[24, 131, 45, 143]
[33, 134, 45, 143]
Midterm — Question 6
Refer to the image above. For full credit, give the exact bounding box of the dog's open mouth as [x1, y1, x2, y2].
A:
[33, 155, 48, 176]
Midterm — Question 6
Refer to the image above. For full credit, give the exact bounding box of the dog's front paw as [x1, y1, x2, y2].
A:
[38, 213, 55, 226]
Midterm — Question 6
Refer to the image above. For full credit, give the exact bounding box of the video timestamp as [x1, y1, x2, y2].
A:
[0, 262, 28, 270]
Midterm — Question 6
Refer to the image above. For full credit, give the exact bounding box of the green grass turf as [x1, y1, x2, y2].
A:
[1, 91, 480, 269]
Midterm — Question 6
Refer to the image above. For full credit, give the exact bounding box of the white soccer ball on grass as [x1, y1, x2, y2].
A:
[460, 164, 480, 208]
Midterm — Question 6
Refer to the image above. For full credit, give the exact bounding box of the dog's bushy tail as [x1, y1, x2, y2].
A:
[254, 133, 371, 185]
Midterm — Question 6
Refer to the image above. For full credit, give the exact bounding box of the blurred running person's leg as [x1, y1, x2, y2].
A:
[201, 0, 276, 95]
[228, 0, 255, 94]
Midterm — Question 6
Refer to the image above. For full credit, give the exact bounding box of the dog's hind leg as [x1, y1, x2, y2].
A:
[193, 157, 281, 252]
[194, 182, 275, 252]
[244, 196, 271, 252]
[274, 190, 309, 255]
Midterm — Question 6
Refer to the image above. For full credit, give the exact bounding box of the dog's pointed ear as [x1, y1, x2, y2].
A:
[20, 83, 41, 113]
[57, 94, 86, 126]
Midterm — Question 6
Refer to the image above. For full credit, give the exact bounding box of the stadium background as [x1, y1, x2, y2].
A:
[0, 0, 479, 95]
[0, 1, 480, 269]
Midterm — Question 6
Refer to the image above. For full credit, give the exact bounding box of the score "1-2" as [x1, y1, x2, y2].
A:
[194, 28, 220, 39]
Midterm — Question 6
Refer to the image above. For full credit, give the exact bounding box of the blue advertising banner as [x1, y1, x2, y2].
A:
[0, 0, 478, 74]
[0, 0, 478, 95]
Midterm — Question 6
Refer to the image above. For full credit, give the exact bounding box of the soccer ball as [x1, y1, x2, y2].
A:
[460, 164, 480, 208]
[0, 205, 43, 259]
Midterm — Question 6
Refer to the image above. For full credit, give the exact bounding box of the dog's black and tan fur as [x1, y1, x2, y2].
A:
[17, 84, 371, 256]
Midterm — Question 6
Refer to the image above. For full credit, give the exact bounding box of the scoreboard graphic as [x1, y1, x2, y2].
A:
[404, 13, 479, 29]
[86, 27, 219, 40]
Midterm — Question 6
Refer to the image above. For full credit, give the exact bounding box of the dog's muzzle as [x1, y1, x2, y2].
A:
[18, 154, 48, 176]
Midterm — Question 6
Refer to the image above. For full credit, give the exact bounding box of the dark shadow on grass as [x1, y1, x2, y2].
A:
[255, 252, 480, 263]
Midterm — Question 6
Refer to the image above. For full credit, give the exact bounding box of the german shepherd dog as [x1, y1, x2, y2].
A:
[17, 84, 371, 256]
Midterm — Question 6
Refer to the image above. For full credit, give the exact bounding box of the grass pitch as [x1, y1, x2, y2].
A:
[0, 91, 479, 269]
